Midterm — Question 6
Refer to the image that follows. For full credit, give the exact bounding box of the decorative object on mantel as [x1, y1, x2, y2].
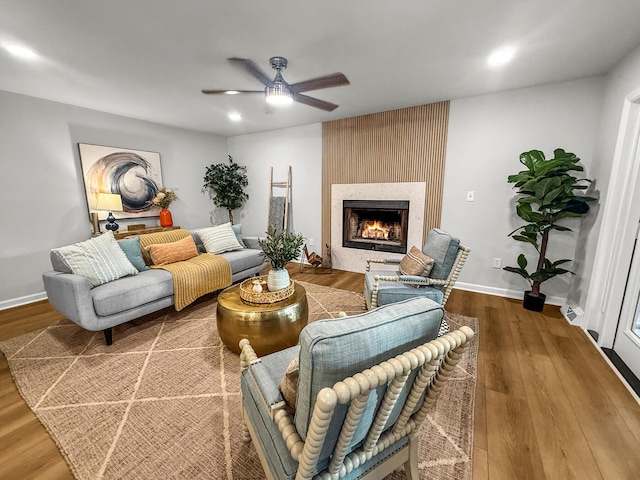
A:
[503, 148, 596, 311]
[95, 193, 123, 232]
[202, 155, 249, 224]
[259, 225, 305, 291]
[150, 187, 178, 227]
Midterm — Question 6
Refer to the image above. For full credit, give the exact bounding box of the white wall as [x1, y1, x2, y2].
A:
[0, 77, 609, 309]
[0, 90, 227, 308]
[443, 77, 604, 304]
[227, 124, 323, 246]
[580, 42, 640, 337]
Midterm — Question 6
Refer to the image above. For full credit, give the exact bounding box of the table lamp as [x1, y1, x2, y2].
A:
[96, 193, 123, 232]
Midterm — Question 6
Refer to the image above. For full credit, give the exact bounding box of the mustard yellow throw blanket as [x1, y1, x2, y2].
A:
[139, 229, 232, 311]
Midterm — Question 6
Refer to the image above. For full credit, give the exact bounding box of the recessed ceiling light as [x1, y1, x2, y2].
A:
[487, 46, 516, 67]
[4, 44, 37, 60]
[228, 112, 242, 122]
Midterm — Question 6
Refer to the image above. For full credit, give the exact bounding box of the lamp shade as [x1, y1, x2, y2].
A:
[95, 193, 123, 212]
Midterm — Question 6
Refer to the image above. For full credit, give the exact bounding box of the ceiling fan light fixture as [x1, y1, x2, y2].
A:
[265, 83, 293, 105]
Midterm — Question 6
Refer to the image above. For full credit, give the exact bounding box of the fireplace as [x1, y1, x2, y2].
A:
[343, 200, 409, 253]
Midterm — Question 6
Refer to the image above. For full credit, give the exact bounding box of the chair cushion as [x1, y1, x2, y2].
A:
[295, 297, 444, 448]
[399, 245, 434, 277]
[241, 346, 300, 480]
[422, 228, 460, 280]
[364, 271, 444, 305]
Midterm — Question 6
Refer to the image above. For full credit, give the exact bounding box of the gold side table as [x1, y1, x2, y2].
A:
[216, 282, 308, 356]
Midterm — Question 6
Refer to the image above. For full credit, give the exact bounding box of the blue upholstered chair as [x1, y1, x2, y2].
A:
[364, 228, 470, 309]
[239, 297, 475, 480]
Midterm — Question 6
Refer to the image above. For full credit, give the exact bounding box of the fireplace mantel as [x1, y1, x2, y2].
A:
[331, 182, 426, 273]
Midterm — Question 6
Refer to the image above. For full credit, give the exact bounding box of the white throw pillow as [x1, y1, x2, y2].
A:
[54, 231, 138, 287]
[199, 222, 244, 255]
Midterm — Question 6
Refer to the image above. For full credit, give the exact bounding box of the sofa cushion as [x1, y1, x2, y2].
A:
[117, 235, 149, 272]
[92, 269, 174, 317]
[219, 248, 265, 273]
[399, 245, 434, 277]
[199, 223, 243, 254]
[364, 271, 444, 305]
[53, 231, 138, 287]
[146, 235, 199, 266]
[423, 228, 460, 280]
[295, 297, 444, 449]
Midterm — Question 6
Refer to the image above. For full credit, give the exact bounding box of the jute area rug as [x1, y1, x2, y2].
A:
[0, 282, 478, 480]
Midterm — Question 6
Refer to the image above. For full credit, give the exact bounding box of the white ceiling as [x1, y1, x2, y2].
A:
[2, 0, 640, 137]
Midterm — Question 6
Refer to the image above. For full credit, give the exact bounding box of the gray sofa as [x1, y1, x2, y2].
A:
[42, 231, 266, 345]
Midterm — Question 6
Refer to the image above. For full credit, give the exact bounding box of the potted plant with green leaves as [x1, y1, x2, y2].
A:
[504, 148, 595, 311]
[259, 225, 305, 291]
[202, 155, 249, 224]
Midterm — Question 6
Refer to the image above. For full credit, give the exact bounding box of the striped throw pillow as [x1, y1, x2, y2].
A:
[199, 223, 243, 255]
[146, 235, 199, 266]
[399, 246, 434, 277]
[54, 231, 138, 287]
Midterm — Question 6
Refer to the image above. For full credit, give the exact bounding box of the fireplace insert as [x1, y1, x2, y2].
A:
[343, 200, 409, 253]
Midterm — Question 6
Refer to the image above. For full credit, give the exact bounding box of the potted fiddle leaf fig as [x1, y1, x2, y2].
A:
[504, 148, 595, 311]
[202, 155, 249, 224]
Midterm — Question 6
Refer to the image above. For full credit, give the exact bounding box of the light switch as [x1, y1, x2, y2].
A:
[466, 191, 475, 202]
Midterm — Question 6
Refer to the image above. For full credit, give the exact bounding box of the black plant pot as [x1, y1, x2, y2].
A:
[523, 291, 546, 312]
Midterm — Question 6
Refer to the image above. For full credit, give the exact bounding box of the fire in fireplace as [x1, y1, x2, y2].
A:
[343, 200, 409, 253]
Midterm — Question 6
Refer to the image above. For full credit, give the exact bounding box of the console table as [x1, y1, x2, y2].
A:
[113, 226, 180, 240]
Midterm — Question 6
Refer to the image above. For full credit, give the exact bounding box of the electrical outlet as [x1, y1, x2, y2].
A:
[308, 238, 314, 246]
[492, 257, 502, 268]
[466, 191, 475, 202]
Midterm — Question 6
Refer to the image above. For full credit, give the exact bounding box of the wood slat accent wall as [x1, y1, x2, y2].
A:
[322, 101, 450, 248]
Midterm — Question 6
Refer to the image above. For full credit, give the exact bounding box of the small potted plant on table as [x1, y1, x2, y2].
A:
[259, 225, 305, 292]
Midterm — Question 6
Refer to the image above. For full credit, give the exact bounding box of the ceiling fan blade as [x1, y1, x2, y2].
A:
[290, 73, 350, 93]
[294, 93, 339, 112]
[227, 57, 273, 86]
[201, 89, 264, 95]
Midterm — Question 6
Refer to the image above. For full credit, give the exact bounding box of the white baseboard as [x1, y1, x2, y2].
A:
[454, 282, 566, 306]
[0, 291, 48, 311]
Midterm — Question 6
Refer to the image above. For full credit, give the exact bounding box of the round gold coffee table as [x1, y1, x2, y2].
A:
[216, 281, 308, 356]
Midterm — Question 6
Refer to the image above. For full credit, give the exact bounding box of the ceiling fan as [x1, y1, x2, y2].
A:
[202, 57, 350, 112]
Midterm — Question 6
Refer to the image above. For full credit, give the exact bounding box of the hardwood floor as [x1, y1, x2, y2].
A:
[1, 266, 639, 479]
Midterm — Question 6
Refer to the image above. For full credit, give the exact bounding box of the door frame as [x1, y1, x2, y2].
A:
[583, 86, 640, 347]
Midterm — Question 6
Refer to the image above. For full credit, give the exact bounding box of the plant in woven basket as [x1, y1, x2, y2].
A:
[259, 225, 305, 291]
[202, 155, 249, 224]
[504, 148, 595, 311]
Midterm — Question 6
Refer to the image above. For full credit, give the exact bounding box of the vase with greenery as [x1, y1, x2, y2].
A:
[503, 148, 595, 311]
[202, 155, 249, 224]
[259, 225, 305, 291]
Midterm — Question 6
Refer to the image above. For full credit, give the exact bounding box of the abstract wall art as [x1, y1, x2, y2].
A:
[78, 143, 164, 220]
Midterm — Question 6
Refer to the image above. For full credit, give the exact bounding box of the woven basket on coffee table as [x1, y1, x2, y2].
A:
[239, 275, 295, 304]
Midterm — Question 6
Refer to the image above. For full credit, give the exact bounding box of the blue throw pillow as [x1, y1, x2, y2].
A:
[231, 223, 247, 248]
[118, 235, 149, 271]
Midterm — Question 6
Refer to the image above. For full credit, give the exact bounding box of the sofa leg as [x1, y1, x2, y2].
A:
[103, 328, 113, 346]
